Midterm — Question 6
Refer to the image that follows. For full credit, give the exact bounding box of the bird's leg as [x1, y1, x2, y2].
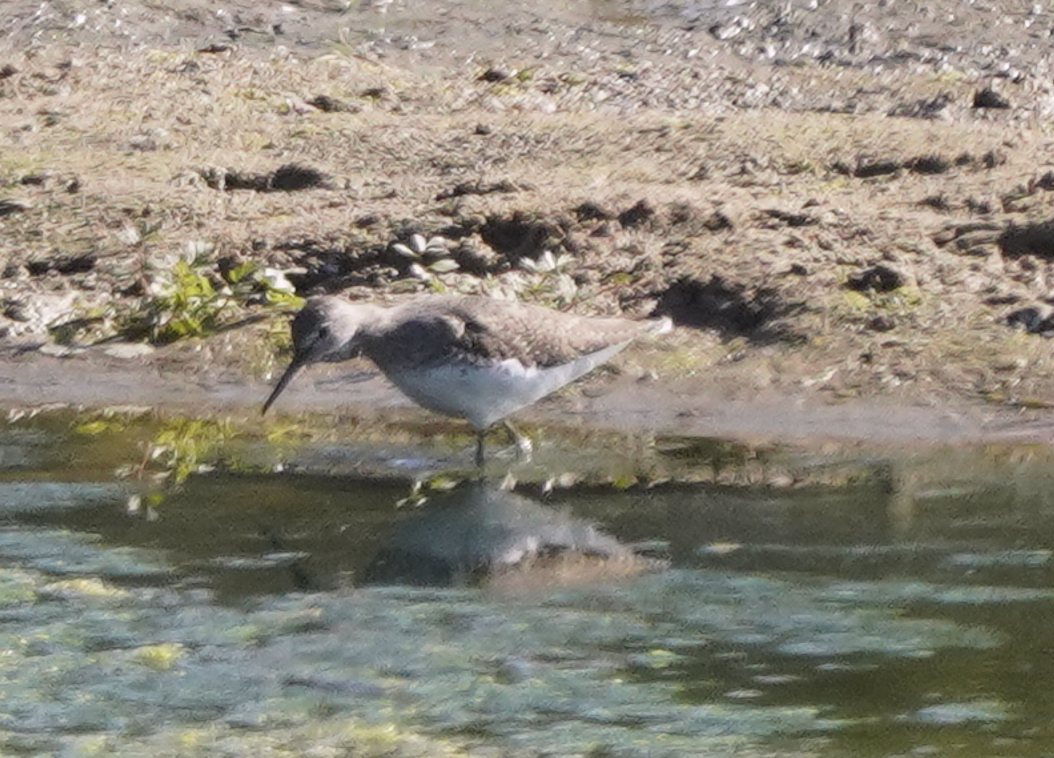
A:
[503, 421, 533, 461]
[475, 423, 531, 467]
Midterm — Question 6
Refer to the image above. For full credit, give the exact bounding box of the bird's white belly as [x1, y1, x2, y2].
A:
[384, 343, 628, 429]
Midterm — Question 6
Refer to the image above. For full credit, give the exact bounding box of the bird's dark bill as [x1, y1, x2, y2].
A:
[261, 357, 305, 415]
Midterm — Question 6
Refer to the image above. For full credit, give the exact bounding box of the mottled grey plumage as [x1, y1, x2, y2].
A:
[263, 294, 671, 464]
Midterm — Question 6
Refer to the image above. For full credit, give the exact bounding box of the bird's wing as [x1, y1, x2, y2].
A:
[369, 297, 662, 372]
[443, 298, 659, 368]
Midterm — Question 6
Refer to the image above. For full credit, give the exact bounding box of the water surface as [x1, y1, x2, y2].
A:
[0, 410, 1052, 757]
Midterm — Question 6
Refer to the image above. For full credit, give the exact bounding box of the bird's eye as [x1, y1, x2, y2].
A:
[317, 325, 330, 340]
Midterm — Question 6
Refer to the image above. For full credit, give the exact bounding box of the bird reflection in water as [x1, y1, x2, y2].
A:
[364, 480, 664, 591]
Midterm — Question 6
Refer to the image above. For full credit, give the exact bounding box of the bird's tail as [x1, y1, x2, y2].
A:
[648, 316, 673, 335]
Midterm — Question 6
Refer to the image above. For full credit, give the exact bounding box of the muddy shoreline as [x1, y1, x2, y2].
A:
[4, 0, 1054, 449]
[2, 343, 1050, 449]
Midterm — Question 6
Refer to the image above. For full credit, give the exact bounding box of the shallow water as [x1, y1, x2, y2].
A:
[2, 410, 1054, 757]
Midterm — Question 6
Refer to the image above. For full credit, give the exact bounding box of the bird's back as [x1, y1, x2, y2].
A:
[356, 296, 668, 428]
[361, 295, 667, 372]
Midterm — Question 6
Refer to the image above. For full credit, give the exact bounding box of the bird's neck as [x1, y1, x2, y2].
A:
[328, 302, 388, 361]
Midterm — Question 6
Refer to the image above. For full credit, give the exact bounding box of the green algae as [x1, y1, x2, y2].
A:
[1, 410, 1054, 756]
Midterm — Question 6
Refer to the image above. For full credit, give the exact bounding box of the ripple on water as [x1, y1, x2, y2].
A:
[0, 482, 123, 517]
[1, 410, 1053, 757]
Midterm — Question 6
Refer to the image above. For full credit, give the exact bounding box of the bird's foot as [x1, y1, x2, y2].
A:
[475, 431, 487, 470]
[475, 422, 534, 468]
[512, 434, 533, 461]
[504, 421, 533, 463]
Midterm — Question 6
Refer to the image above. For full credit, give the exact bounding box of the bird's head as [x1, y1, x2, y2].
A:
[261, 297, 371, 414]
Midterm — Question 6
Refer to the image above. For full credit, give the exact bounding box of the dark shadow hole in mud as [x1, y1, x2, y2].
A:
[479, 212, 570, 260]
[999, 220, 1054, 260]
[26, 253, 97, 276]
[668, 203, 734, 233]
[573, 201, 615, 221]
[833, 151, 997, 180]
[275, 216, 522, 292]
[846, 264, 904, 293]
[659, 275, 805, 344]
[905, 154, 951, 175]
[200, 163, 329, 192]
[434, 180, 520, 201]
[278, 240, 395, 294]
[617, 199, 656, 229]
[833, 158, 901, 178]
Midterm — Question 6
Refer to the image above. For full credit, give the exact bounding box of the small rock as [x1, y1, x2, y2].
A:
[964, 196, 996, 214]
[868, 315, 896, 332]
[573, 201, 614, 221]
[617, 199, 655, 228]
[973, 87, 1010, 109]
[197, 42, 231, 54]
[710, 21, 744, 40]
[907, 154, 951, 174]
[887, 93, 954, 120]
[26, 253, 96, 276]
[268, 163, 327, 191]
[453, 240, 498, 275]
[477, 68, 510, 82]
[38, 344, 82, 357]
[981, 149, 1007, 168]
[688, 163, 710, 180]
[703, 211, 734, 231]
[20, 172, 52, 186]
[1007, 305, 1054, 334]
[1030, 171, 1054, 192]
[847, 264, 906, 292]
[919, 194, 953, 211]
[0, 199, 31, 216]
[835, 157, 901, 178]
[284, 96, 318, 115]
[128, 130, 168, 151]
[38, 109, 62, 127]
[2, 292, 77, 335]
[765, 208, 817, 226]
[103, 343, 157, 359]
[984, 291, 1023, 306]
[307, 94, 361, 113]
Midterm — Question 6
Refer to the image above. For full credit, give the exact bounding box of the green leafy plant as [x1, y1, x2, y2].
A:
[139, 258, 229, 343]
[393, 233, 460, 280]
[70, 409, 310, 515]
[118, 244, 302, 345]
[108, 417, 235, 489]
[512, 250, 579, 307]
[391, 233, 463, 295]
